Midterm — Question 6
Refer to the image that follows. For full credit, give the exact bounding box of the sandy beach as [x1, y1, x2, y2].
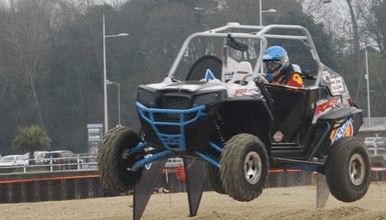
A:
[0, 182, 385, 220]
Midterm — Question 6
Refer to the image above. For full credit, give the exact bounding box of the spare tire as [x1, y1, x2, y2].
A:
[186, 56, 222, 81]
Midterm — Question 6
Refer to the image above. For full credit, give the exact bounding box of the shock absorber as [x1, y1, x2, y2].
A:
[213, 112, 226, 144]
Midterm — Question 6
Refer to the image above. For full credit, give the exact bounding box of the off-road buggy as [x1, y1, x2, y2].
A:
[98, 23, 370, 209]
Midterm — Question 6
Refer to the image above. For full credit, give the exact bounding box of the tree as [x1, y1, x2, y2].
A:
[6, 0, 53, 127]
[0, 0, 342, 156]
[12, 124, 51, 158]
[363, 0, 386, 59]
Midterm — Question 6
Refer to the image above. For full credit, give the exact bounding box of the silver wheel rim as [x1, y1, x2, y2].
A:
[349, 153, 366, 186]
[244, 151, 262, 185]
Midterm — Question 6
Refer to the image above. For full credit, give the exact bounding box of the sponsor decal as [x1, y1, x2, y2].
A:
[273, 131, 284, 143]
[287, 73, 303, 88]
[329, 77, 345, 95]
[315, 97, 341, 117]
[330, 118, 354, 144]
[235, 89, 248, 95]
[228, 84, 259, 97]
[322, 71, 332, 81]
[322, 71, 346, 96]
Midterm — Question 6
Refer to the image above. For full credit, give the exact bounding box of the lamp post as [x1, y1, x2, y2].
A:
[365, 47, 371, 120]
[106, 80, 121, 127]
[103, 13, 129, 135]
[259, 0, 277, 73]
[259, 8, 277, 27]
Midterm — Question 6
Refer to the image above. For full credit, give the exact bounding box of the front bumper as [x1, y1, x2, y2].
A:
[137, 102, 207, 151]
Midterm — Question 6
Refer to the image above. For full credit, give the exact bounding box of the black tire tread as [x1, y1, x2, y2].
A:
[98, 126, 141, 192]
[326, 136, 370, 202]
[220, 133, 269, 201]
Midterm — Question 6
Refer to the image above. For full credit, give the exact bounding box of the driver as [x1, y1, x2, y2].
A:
[262, 46, 304, 88]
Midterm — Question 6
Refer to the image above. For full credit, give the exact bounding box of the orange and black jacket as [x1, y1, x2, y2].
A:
[269, 65, 304, 88]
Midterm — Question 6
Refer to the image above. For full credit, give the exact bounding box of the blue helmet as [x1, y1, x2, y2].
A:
[263, 46, 290, 73]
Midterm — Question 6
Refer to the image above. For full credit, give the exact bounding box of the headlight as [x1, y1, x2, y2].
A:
[137, 89, 157, 107]
[194, 92, 221, 106]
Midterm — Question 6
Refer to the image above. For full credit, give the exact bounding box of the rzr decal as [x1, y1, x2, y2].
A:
[204, 69, 216, 81]
[330, 117, 354, 144]
[315, 97, 341, 117]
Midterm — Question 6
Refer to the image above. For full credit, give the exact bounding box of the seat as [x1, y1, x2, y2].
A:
[225, 58, 253, 83]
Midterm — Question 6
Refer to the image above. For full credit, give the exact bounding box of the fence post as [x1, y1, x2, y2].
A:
[77, 155, 80, 170]
[50, 156, 53, 172]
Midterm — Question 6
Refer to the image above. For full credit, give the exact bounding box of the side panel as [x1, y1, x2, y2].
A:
[265, 85, 318, 144]
[217, 98, 273, 148]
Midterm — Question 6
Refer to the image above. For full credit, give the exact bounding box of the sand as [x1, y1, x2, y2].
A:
[1, 183, 386, 220]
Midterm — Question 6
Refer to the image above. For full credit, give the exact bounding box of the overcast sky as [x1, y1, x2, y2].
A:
[0, 0, 113, 7]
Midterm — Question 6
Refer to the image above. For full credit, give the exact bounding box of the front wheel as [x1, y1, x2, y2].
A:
[98, 126, 142, 192]
[220, 133, 269, 201]
[325, 137, 371, 202]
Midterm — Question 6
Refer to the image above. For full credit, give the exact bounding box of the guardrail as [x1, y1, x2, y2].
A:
[0, 155, 184, 174]
[361, 117, 386, 131]
[0, 154, 98, 174]
[368, 147, 386, 156]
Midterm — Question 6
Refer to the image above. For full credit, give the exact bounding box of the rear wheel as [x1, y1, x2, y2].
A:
[325, 137, 370, 202]
[220, 133, 269, 201]
[98, 126, 142, 192]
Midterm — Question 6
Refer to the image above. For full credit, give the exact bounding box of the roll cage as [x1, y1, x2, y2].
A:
[165, 22, 324, 87]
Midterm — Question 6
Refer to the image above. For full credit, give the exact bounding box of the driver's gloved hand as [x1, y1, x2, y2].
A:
[255, 76, 267, 84]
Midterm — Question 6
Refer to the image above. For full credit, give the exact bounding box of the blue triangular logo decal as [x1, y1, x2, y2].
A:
[204, 69, 216, 81]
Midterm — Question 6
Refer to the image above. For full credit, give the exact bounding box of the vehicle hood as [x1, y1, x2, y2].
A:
[145, 80, 226, 93]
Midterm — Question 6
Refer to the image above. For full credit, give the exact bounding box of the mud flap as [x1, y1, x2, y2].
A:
[184, 159, 206, 217]
[133, 159, 167, 220]
[316, 173, 330, 208]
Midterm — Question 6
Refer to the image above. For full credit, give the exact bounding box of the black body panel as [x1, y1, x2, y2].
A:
[265, 84, 318, 144]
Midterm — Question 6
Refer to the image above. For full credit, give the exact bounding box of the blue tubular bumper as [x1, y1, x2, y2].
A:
[136, 102, 206, 151]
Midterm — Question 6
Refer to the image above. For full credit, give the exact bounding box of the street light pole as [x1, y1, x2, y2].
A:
[103, 13, 129, 135]
[365, 47, 371, 119]
[259, 0, 262, 27]
[117, 82, 121, 127]
[103, 13, 108, 135]
[259, 0, 277, 74]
